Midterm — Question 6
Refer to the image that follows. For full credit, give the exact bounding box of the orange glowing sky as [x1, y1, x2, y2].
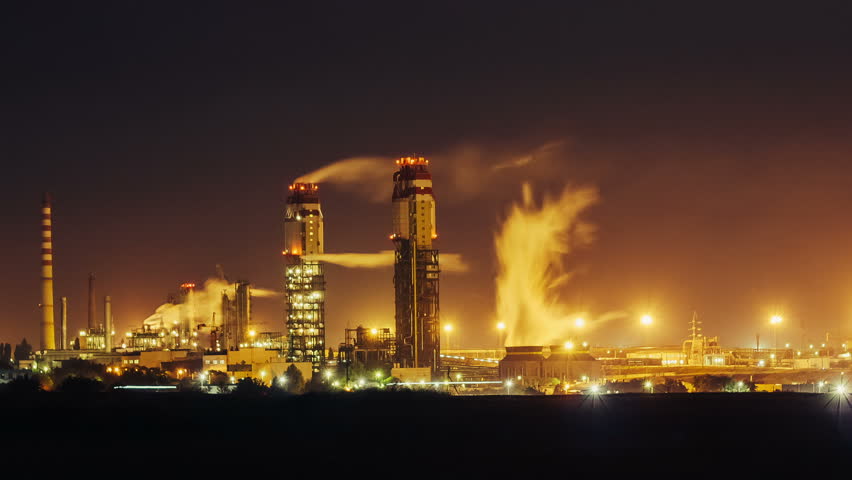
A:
[2, 4, 852, 350]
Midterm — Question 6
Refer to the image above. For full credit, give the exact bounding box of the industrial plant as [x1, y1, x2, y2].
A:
[19, 158, 852, 396]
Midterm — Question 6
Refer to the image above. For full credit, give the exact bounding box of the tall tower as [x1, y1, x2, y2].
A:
[283, 182, 326, 371]
[40, 192, 56, 351]
[88, 273, 97, 331]
[391, 156, 440, 371]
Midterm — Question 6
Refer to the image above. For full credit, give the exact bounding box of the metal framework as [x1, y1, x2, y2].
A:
[393, 239, 440, 370]
[285, 259, 325, 370]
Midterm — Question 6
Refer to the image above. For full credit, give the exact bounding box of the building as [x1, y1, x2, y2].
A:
[283, 183, 326, 370]
[391, 156, 441, 372]
[222, 280, 251, 350]
[499, 346, 602, 388]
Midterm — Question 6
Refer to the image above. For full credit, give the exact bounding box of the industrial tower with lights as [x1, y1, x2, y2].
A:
[283, 183, 326, 371]
[391, 156, 441, 372]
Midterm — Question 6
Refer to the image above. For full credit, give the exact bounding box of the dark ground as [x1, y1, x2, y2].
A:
[6, 392, 851, 471]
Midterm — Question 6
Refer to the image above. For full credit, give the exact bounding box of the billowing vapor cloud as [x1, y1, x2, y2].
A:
[142, 277, 281, 329]
[251, 288, 283, 298]
[292, 140, 571, 204]
[307, 251, 469, 273]
[295, 156, 390, 202]
[495, 182, 599, 347]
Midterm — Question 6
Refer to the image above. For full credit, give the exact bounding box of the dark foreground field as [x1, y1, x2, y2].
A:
[6, 392, 852, 468]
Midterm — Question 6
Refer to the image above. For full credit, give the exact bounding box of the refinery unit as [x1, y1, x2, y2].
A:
[30, 156, 446, 383]
[283, 182, 326, 371]
[391, 156, 441, 372]
[29, 159, 851, 393]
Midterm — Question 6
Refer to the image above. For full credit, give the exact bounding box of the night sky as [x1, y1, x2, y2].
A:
[3, 3, 852, 349]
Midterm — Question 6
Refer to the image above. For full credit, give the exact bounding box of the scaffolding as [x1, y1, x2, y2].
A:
[393, 239, 440, 370]
[285, 259, 325, 370]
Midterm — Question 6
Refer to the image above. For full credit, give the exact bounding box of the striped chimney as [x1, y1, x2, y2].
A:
[40, 193, 56, 350]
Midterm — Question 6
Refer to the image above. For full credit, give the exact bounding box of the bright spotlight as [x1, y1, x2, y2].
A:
[770, 315, 782, 325]
[564, 341, 574, 350]
[640, 314, 653, 326]
[575, 318, 585, 328]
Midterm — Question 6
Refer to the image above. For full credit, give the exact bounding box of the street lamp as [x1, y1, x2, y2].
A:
[444, 324, 453, 351]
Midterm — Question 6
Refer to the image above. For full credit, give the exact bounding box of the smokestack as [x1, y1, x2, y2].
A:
[60, 296, 68, 350]
[40, 193, 56, 351]
[88, 272, 97, 331]
[104, 296, 112, 352]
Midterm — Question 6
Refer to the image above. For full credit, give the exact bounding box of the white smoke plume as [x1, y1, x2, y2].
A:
[294, 156, 389, 202]
[292, 140, 570, 204]
[142, 277, 282, 329]
[306, 251, 469, 273]
[495, 182, 599, 346]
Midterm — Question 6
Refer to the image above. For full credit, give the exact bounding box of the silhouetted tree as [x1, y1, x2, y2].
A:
[285, 364, 304, 394]
[58, 376, 104, 394]
[4, 375, 42, 394]
[0, 343, 12, 369]
[13, 338, 32, 363]
[693, 375, 730, 392]
[233, 377, 269, 396]
[663, 378, 688, 393]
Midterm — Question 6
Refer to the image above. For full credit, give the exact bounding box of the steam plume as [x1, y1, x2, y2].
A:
[307, 251, 468, 273]
[142, 278, 282, 329]
[495, 183, 599, 346]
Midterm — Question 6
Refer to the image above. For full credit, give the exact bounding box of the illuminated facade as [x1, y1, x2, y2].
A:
[284, 183, 326, 370]
[391, 156, 441, 372]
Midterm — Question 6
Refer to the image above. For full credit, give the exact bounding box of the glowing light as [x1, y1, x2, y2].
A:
[575, 318, 585, 328]
[370, 328, 378, 335]
[644, 381, 652, 390]
[770, 315, 783, 325]
[590, 385, 600, 394]
[374, 371, 382, 380]
[564, 341, 574, 350]
[836, 385, 847, 394]
[640, 314, 653, 326]
[249, 330, 257, 338]
[444, 324, 453, 333]
[496, 322, 506, 331]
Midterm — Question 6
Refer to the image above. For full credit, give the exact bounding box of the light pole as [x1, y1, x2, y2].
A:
[640, 314, 653, 347]
[770, 315, 782, 366]
[496, 322, 506, 352]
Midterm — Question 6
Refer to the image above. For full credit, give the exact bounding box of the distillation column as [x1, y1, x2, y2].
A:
[391, 156, 440, 371]
[283, 183, 326, 371]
